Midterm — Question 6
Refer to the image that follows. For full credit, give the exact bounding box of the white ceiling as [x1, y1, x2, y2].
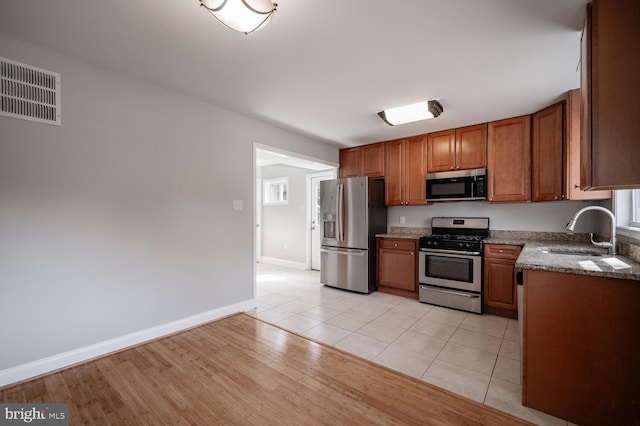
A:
[255, 148, 334, 171]
[0, 0, 588, 148]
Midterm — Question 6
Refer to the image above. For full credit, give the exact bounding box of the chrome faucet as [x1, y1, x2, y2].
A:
[565, 206, 617, 255]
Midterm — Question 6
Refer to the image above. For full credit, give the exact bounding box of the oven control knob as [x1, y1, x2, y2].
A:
[433, 241, 439, 247]
[466, 243, 472, 248]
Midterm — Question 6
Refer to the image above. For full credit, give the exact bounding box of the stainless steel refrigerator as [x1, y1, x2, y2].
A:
[320, 177, 387, 293]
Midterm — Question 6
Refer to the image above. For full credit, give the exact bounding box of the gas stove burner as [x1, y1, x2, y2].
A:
[428, 234, 451, 240]
[420, 217, 490, 252]
[423, 234, 484, 242]
[453, 235, 483, 242]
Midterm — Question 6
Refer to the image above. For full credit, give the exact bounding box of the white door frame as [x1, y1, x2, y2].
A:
[255, 177, 262, 262]
[306, 170, 337, 270]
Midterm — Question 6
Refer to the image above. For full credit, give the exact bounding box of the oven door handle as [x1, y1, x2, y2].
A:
[419, 248, 481, 256]
[420, 286, 481, 299]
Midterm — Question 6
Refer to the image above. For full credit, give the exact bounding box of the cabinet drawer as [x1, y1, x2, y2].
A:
[484, 244, 521, 260]
[378, 239, 416, 251]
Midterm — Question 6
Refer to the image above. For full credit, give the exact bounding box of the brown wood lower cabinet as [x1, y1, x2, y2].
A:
[483, 244, 521, 318]
[523, 269, 640, 426]
[376, 238, 418, 299]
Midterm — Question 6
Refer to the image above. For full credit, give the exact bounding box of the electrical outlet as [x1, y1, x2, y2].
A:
[233, 200, 243, 211]
[399, 216, 406, 224]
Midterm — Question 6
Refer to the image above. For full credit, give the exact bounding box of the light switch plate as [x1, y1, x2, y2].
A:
[233, 200, 243, 211]
[399, 216, 406, 224]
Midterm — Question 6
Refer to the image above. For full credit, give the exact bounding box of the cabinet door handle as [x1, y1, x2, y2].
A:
[499, 249, 504, 253]
[394, 243, 398, 247]
[410, 252, 414, 255]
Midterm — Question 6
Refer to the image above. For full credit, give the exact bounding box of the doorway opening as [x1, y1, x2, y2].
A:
[253, 144, 337, 277]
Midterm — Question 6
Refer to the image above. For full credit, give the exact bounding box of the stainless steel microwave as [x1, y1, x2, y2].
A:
[426, 168, 487, 202]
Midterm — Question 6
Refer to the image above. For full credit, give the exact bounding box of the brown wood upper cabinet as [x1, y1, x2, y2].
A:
[426, 129, 455, 172]
[487, 115, 531, 202]
[339, 147, 361, 178]
[362, 143, 385, 177]
[532, 102, 563, 202]
[384, 136, 428, 206]
[580, 0, 640, 190]
[339, 142, 385, 178]
[531, 91, 610, 201]
[427, 124, 487, 172]
[564, 89, 611, 200]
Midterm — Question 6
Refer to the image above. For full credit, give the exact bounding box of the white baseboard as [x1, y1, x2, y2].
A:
[0, 299, 257, 388]
[259, 257, 308, 270]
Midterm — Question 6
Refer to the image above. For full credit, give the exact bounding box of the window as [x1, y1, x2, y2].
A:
[263, 177, 288, 205]
[631, 189, 640, 228]
[614, 189, 640, 242]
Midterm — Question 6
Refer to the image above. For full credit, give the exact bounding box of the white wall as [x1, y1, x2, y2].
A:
[260, 165, 313, 265]
[0, 35, 338, 375]
[388, 199, 600, 233]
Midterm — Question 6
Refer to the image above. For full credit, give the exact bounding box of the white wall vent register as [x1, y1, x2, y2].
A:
[0, 57, 61, 125]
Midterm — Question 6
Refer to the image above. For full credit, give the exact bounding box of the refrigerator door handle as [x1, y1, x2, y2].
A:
[320, 248, 366, 257]
[337, 183, 345, 242]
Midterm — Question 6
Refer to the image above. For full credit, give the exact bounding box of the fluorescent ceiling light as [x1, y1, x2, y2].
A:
[378, 100, 443, 126]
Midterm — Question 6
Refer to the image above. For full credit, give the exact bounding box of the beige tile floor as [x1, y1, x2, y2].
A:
[247, 263, 577, 426]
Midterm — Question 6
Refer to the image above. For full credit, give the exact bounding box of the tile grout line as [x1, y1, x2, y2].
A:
[482, 324, 508, 404]
[256, 264, 571, 425]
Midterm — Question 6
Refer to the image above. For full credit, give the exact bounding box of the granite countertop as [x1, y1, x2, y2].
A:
[377, 228, 640, 280]
[487, 237, 640, 281]
[376, 226, 430, 240]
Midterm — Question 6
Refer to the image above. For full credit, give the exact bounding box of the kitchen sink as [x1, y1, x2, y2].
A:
[537, 247, 604, 256]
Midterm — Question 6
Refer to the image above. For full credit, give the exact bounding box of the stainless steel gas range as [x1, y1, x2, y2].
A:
[418, 217, 489, 314]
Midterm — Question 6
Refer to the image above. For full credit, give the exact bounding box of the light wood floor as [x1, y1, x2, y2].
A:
[1, 314, 532, 425]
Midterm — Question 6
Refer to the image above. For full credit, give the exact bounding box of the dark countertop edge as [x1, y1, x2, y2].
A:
[483, 238, 527, 246]
[486, 238, 640, 281]
[514, 262, 640, 281]
[375, 233, 426, 240]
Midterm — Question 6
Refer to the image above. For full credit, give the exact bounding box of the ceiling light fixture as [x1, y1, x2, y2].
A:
[378, 100, 443, 126]
[199, 0, 277, 34]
